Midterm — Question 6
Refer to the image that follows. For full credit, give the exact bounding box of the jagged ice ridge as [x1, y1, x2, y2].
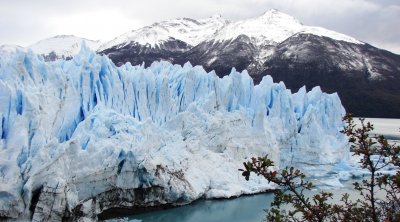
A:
[0, 46, 348, 220]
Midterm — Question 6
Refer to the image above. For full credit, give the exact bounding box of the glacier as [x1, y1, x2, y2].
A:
[0, 45, 348, 220]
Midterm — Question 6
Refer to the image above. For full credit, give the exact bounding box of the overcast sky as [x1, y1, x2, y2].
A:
[1, 0, 399, 54]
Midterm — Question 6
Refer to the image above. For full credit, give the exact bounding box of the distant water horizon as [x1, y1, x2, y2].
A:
[356, 118, 400, 140]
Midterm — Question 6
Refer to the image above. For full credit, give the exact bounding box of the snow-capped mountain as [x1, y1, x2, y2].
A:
[98, 9, 400, 118]
[98, 10, 362, 67]
[99, 9, 360, 50]
[97, 15, 229, 67]
[211, 9, 361, 46]
[98, 14, 229, 50]
[0, 46, 347, 220]
[29, 35, 101, 60]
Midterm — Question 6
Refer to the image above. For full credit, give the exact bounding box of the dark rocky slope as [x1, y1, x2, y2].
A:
[100, 39, 191, 66]
[261, 34, 400, 118]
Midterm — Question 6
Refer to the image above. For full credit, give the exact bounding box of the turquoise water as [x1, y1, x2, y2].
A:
[125, 193, 275, 222]
[120, 180, 370, 222]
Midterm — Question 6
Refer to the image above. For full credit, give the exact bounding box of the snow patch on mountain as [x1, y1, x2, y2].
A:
[301, 27, 362, 45]
[364, 56, 382, 79]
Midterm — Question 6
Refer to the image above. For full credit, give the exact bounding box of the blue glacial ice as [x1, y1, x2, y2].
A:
[0, 45, 348, 219]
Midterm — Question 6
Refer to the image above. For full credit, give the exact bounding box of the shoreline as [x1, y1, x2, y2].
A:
[99, 189, 276, 220]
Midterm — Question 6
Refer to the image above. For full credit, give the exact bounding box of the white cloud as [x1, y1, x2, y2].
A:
[47, 10, 143, 42]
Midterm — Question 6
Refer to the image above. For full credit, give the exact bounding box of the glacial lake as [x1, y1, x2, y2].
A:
[108, 118, 400, 222]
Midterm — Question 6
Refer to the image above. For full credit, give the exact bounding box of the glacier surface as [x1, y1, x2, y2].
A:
[0, 46, 347, 220]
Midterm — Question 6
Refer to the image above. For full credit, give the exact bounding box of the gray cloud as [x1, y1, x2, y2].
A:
[0, 0, 399, 54]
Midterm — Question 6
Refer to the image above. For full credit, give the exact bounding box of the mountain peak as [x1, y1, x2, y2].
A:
[200, 13, 230, 26]
[210, 14, 223, 19]
[211, 9, 303, 44]
[52, 34, 77, 39]
[257, 9, 302, 25]
[261, 8, 279, 15]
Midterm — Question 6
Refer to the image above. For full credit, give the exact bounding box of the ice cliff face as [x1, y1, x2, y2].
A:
[0, 46, 347, 220]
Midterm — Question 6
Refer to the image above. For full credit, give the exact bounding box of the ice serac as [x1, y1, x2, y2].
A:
[0, 46, 348, 220]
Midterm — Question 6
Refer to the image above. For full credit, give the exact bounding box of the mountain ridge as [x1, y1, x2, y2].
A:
[97, 14, 230, 51]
